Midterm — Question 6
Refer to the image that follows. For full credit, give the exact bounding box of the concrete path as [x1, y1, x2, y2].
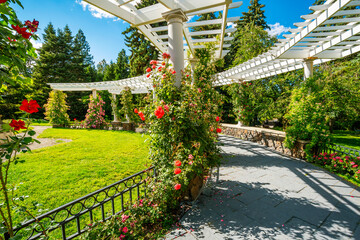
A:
[166, 135, 360, 239]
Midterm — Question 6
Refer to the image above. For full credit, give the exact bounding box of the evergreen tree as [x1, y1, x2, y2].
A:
[72, 29, 95, 83]
[238, 0, 269, 30]
[32, 23, 96, 119]
[123, 0, 159, 77]
[103, 61, 116, 82]
[313, 0, 326, 5]
[114, 49, 129, 80]
[96, 59, 108, 82]
[224, 0, 271, 69]
[191, 13, 222, 39]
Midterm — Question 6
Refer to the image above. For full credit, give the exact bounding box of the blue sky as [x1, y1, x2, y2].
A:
[13, 0, 316, 66]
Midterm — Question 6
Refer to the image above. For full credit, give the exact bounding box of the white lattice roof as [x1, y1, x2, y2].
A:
[84, 0, 242, 59]
[49, 0, 360, 93]
[214, 0, 360, 85]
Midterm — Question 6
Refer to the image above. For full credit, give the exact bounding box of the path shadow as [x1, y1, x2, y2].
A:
[169, 135, 360, 239]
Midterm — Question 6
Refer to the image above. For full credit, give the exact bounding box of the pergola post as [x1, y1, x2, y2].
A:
[303, 58, 316, 80]
[162, 9, 188, 88]
[112, 94, 119, 123]
[92, 89, 97, 99]
[189, 58, 199, 85]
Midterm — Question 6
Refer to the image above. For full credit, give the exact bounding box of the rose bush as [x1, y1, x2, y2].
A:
[0, 99, 43, 239]
[0, 0, 39, 91]
[84, 93, 108, 129]
[82, 49, 223, 239]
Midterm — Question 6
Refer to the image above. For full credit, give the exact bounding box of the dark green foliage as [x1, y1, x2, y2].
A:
[313, 0, 326, 5]
[238, 0, 269, 30]
[32, 23, 97, 120]
[225, 23, 275, 69]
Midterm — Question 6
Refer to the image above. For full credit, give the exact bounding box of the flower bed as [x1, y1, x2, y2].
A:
[311, 152, 360, 182]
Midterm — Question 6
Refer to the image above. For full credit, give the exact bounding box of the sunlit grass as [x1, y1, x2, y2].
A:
[8, 128, 150, 227]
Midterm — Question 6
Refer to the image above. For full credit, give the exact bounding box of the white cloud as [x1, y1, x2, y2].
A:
[76, 0, 116, 19]
[267, 23, 290, 37]
[227, 22, 237, 29]
[30, 39, 43, 49]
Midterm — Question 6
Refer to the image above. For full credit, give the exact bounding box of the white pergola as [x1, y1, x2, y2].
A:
[49, 0, 360, 121]
[50, 0, 243, 94]
[215, 0, 360, 85]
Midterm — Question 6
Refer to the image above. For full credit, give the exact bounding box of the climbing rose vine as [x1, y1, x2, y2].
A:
[84, 93, 108, 129]
[83, 48, 223, 239]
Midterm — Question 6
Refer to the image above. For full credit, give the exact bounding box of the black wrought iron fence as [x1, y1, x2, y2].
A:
[6, 166, 155, 240]
[322, 143, 360, 158]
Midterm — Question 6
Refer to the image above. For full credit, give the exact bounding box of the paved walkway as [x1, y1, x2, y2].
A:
[166, 135, 360, 239]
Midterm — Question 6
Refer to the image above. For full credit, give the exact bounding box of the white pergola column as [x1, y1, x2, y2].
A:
[189, 58, 199, 85]
[303, 58, 315, 80]
[162, 9, 188, 88]
[92, 89, 97, 99]
[112, 94, 119, 123]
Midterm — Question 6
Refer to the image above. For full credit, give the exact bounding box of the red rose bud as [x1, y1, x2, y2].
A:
[216, 116, 220, 122]
[174, 160, 182, 167]
[146, 68, 151, 73]
[147, 73, 151, 78]
[174, 184, 181, 190]
[174, 168, 181, 175]
[162, 62, 166, 66]
[9, 119, 27, 131]
[134, 108, 138, 114]
[216, 128, 222, 133]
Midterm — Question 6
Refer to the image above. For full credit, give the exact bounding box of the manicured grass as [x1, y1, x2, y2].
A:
[30, 122, 52, 126]
[330, 130, 360, 150]
[9, 128, 150, 224]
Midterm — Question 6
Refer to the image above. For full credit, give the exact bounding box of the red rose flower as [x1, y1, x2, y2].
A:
[164, 105, 169, 112]
[216, 128, 222, 133]
[158, 66, 162, 71]
[152, 65, 156, 69]
[9, 119, 27, 131]
[11, 25, 32, 39]
[154, 106, 165, 119]
[20, 99, 40, 113]
[74, 118, 77, 121]
[215, 116, 220, 122]
[134, 108, 138, 114]
[146, 68, 151, 73]
[162, 52, 170, 59]
[150, 60, 157, 65]
[140, 116, 145, 121]
[174, 168, 181, 175]
[174, 184, 181, 190]
[174, 160, 182, 167]
[162, 62, 166, 66]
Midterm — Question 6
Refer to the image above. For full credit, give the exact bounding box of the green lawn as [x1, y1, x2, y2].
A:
[330, 130, 360, 150]
[9, 128, 150, 225]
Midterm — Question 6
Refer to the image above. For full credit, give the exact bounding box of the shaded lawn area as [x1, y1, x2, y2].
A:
[9, 128, 150, 223]
[330, 130, 360, 150]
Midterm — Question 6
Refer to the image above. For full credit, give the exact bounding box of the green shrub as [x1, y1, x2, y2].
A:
[44, 90, 70, 126]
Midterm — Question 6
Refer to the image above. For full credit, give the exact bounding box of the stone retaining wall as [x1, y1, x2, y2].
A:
[221, 124, 309, 159]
